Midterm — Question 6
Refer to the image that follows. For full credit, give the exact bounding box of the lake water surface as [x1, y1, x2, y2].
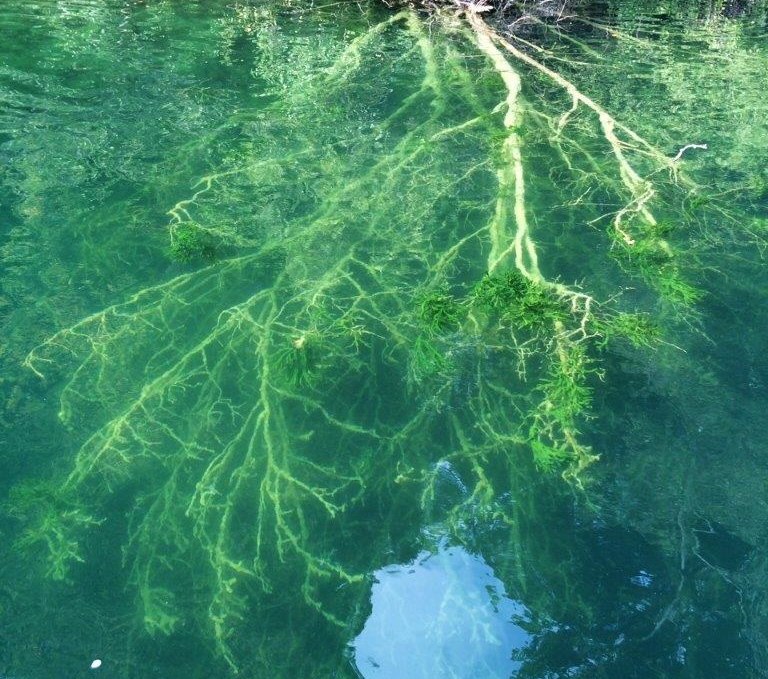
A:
[1, 1, 767, 677]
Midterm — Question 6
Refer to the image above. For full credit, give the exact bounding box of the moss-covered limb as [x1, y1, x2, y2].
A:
[479, 293, 597, 477]
[383, 12, 446, 127]
[466, 12, 539, 278]
[463, 8, 698, 264]
[322, 10, 411, 84]
[62, 288, 373, 668]
[164, 19, 469, 248]
[525, 75, 653, 245]
[475, 14, 673, 168]
[203, 315, 365, 662]
[23, 253, 267, 377]
[407, 270, 601, 479]
[530, 333, 599, 479]
[24, 247, 387, 664]
[160, 16, 500, 254]
[461, 5, 705, 478]
[26, 162, 473, 665]
[3, 480, 103, 581]
[466, 13, 598, 318]
[11, 5, 706, 670]
[166, 151, 312, 243]
[463, 13, 601, 479]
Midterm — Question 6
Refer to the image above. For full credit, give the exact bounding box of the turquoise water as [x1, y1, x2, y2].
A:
[1, 1, 767, 677]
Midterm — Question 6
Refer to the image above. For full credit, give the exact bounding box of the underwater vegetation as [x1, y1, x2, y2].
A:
[168, 221, 222, 263]
[6, 0, 763, 676]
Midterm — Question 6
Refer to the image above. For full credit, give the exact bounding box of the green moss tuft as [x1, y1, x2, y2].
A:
[275, 332, 323, 388]
[531, 439, 572, 473]
[417, 291, 463, 333]
[4, 479, 101, 581]
[513, 284, 569, 329]
[596, 312, 661, 348]
[169, 222, 220, 263]
[471, 270, 531, 311]
[408, 333, 452, 385]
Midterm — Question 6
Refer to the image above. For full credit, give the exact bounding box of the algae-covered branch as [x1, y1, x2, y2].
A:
[4, 0, 759, 676]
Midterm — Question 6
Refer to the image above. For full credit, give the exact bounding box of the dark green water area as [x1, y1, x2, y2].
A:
[1, 0, 767, 676]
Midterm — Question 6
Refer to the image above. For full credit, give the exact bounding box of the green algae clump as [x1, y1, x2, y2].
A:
[169, 221, 220, 263]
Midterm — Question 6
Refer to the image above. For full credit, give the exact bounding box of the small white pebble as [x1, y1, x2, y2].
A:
[90, 659, 102, 670]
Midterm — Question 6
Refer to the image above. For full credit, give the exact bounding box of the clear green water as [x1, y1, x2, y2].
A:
[1, 1, 767, 677]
